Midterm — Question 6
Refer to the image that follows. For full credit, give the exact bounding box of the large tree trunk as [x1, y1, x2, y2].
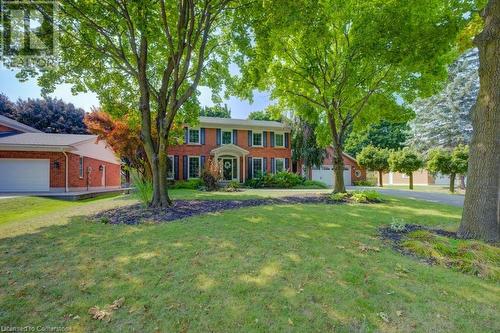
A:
[332, 142, 346, 193]
[327, 112, 346, 193]
[458, 0, 500, 242]
[378, 170, 383, 187]
[449, 173, 456, 193]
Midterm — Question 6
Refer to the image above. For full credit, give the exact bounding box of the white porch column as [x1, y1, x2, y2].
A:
[242, 156, 245, 183]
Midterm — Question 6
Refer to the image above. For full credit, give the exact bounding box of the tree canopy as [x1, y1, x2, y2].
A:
[24, 0, 240, 207]
[344, 120, 410, 157]
[236, 0, 479, 192]
[389, 148, 424, 189]
[357, 146, 390, 186]
[0, 94, 86, 134]
[200, 104, 231, 118]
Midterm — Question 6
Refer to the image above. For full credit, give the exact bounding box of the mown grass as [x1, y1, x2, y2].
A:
[402, 230, 500, 281]
[0, 193, 498, 332]
[383, 185, 465, 195]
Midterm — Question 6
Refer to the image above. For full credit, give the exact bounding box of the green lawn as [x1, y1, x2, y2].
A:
[0, 191, 498, 332]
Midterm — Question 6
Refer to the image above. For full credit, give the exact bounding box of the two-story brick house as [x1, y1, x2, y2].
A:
[167, 117, 292, 183]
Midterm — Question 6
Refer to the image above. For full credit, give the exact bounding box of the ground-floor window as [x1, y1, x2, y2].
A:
[188, 156, 200, 178]
[79, 156, 84, 178]
[275, 158, 285, 173]
[167, 155, 174, 179]
[252, 157, 263, 178]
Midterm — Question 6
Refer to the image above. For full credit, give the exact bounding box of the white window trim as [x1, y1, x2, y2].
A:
[79, 156, 84, 178]
[252, 131, 263, 147]
[274, 158, 285, 173]
[188, 155, 201, 179]
[167, 155, 174, 180]
[188, 128, 201, 145]
[252, 157, 264, 177]
[221, 128, 233, 145]
[274, 132, 285, 147]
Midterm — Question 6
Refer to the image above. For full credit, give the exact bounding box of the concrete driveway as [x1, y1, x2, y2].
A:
[349, 186, 464, 207]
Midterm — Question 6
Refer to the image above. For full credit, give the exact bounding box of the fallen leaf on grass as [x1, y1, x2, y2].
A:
[288, 318, 294, 326]
[378, 312, 390, 323]
[89, 297, 125, 321]
[358, 244, 380, 253]
[396, 311, 403, 317]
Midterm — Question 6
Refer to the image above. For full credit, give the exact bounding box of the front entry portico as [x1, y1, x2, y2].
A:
[210, 144, 249, 183]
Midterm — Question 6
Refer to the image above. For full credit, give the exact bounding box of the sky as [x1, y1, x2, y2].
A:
[0, 69, 271, 119]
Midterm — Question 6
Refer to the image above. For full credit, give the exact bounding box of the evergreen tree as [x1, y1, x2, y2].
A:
[408, 49, 478, 152]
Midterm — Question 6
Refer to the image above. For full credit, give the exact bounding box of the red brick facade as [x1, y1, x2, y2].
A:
[167, 127, 292, 182]
[0, 151, 121, 191]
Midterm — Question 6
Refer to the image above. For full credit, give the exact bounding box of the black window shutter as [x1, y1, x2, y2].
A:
[232, 129, 238, 145]
[182, 155, 188, 179]
[270, 131, 275, 147]
[184, 127, 188, 144]
[248, 130, 253, 146]
[285, 158, 289, 170]
[247, 156, 253, 179]
[201, 156, 206, 170]
[174, 155, 179, 180]
[263, 131, 267, 147]
[271, 157, 275, 173]
[200, 128, 206, 145]
[216, 128, 221, 145]
[263, 157, 267, 174]
[285, 132, 289, 148]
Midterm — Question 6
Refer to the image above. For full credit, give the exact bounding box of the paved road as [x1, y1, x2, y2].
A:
[350, 186, 464, 207]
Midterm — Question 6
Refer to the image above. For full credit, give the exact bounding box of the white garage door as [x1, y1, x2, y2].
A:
[312, 165, 352, 187]
[0, 159, 50, 192]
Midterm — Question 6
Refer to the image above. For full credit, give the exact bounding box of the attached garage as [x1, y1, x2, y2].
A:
[311, 165, 352, 187]
[0, 159, 50, 192]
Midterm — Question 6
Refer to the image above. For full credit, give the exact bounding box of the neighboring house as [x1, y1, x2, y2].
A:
[0, 115, 121, 192]
[381, 170, 465, 186]
[300, 147, 366, 186]
[167, 117, 292, 182]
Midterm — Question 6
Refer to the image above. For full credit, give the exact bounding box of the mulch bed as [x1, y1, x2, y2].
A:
[93, 196, 336, 225]
[379, 224, 458, 264]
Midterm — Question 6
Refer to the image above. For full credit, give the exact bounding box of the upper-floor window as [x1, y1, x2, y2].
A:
[275, 158, 285, 173]
[167, 155, 174, 179]
[188, 128, 200, 144]
[79, 156, 84, 178]
[252, 132, 263, 146]
[188, 156, 200, 178]
[275, 133, 284, 147]
[222, 130, 232, 145]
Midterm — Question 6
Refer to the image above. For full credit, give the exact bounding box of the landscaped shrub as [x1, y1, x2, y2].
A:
[226, 180, 241, 192]
[329, 190, 382, 203]
[351, 190, 382, 203]
[330, 192, 349, 202]
[201, 158, 222, 191]
[170, 179, 203, 189]
[353, 180, 376, 186]
[295, 180, 329, 189]
[245, 171, 305, 188]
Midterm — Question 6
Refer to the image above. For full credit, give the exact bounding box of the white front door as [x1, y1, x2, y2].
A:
[0, 159, 50, 192]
